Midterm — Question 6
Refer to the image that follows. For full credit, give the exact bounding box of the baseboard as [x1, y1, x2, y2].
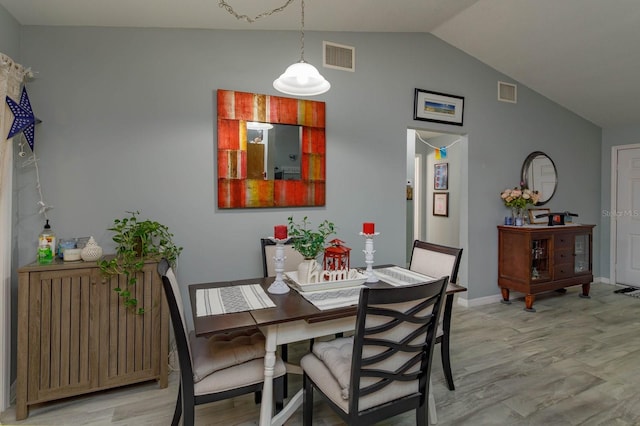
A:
[456, 279, 615, 308]
[455, 293, 503, 308]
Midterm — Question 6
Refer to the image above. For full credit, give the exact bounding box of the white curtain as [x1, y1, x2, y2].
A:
[0, 52, 28, 411]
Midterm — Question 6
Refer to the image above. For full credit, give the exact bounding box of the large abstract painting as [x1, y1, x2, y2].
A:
[217, 90, 326, 208]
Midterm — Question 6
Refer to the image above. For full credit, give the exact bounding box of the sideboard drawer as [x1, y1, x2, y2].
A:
[554, 235, 574, 250]
[553, 264, 575, 279]
[554, 248, 574, 264]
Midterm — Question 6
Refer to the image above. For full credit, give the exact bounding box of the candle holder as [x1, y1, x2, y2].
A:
[267, 237, 291, 294]
[359, 232, 380, 283]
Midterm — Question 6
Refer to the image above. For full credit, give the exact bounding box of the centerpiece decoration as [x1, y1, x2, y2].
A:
[500, 184, 540, 225]
[287, 216, 335, 284]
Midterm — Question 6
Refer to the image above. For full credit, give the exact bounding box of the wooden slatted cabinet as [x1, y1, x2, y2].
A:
[16, 259, 169, 420]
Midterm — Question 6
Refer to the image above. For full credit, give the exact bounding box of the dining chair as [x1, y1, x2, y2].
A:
[157, 259, 286, 426]
[300, 277, 448, 426]
[409, 240, 463, 391]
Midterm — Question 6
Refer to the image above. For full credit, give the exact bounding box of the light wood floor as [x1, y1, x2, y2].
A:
[3, 282, 640, 425]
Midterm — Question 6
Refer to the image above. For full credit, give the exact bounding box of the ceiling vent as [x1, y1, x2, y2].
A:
[323, 41, 355, 72]
[498, 81, 517, 103]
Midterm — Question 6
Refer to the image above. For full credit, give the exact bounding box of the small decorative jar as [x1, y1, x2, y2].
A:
[81, 236, 103, 261]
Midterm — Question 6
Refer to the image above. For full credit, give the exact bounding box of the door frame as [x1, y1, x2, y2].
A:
[610, 143, 640, 285]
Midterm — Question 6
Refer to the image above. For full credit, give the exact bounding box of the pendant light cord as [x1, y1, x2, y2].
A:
[299, 0, 305, 62]
[218, 0, 296, 24]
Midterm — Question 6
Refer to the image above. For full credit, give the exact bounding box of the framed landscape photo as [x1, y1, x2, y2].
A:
[413, 88, 464, 126]
[433, 192, 449, 217]
[434, 163, 448, 190]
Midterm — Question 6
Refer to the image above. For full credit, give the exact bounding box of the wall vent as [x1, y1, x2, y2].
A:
[498, 81, 517, 103]
[323, 41, 355, 72]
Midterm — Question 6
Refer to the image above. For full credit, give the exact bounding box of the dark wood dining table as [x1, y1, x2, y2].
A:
[188, 265, 466, 426]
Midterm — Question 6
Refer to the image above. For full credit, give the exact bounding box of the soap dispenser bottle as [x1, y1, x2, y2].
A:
[38, 220, 56, 264]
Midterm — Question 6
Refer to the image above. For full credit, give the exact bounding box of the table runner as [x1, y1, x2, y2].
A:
[298, 286, 364, 311]
[195, 284, 275, 317]
[373, 266, 436, 286]
[297, 267, 437, 310]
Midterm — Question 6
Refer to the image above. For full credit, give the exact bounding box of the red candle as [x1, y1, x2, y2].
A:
[274, 225, 287, 240]
[363, 222, 375, 234]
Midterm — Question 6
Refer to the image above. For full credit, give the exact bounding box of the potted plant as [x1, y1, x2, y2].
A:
[287, 216, 335, 283]
[98, 211, 182, 313]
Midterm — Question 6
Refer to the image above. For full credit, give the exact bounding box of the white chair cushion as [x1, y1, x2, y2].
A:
[190, 328, 267, 382]
[301, 351, 418, 413]
[410, 248, 455, 282]
[310, 337, 354, 399]
[194, 357, 286, 395]
[265, 244, 305, 276]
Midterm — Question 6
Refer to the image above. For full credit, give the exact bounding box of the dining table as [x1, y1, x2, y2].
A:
[189, 265, 467, 426]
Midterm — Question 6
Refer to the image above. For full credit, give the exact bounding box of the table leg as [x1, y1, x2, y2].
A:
[259, 325, 278, 426]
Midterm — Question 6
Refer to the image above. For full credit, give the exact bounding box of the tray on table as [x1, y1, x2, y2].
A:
[285, 270, 367, 292]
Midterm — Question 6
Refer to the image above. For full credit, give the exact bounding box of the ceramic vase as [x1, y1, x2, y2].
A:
[81, 236, 103, 261]
[297, 259, 320, 284]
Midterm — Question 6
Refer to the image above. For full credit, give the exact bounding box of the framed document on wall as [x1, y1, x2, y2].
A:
[433, 192, 449, 217]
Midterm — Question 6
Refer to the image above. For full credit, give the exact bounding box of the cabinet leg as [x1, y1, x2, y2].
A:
[580, 283, 591, 299]
[524, 294, 536, 312]
[16, 400, 27, 421]
[500, 288, 511, 304]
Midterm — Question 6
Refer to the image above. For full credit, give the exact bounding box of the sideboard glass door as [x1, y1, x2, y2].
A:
[574, 234, 589, 273]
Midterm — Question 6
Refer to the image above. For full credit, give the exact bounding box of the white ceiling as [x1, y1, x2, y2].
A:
[2, 0, 639, 128]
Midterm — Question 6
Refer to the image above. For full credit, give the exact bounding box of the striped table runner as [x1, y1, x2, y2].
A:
[195, 284, 275, 317]
[299, 286, 364, 311]
[373, 266, 436, 286]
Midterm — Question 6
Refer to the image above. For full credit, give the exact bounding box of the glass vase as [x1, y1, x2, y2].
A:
[512, 207, 525, 226]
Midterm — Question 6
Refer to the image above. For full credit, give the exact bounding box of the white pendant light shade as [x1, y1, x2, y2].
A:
[273, 61, 330, 96]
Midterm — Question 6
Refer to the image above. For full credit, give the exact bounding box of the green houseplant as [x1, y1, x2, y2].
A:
[98, 211, 182, 313]
[287, 216, 335, 260]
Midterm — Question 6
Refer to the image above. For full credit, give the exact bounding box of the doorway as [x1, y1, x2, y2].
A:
[611, 144, 640, 287]
[406, 129, 465, 264]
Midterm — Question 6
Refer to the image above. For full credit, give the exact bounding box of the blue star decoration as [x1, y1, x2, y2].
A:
[6, 87, 41, 151]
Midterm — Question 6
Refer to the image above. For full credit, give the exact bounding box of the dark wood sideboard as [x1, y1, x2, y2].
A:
[497, 224, 595, 312]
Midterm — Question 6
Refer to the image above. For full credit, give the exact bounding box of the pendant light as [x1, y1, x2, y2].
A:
[273, 0, 330, 96]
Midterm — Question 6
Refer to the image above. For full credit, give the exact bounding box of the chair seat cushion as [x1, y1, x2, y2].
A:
[190, 328, 267, 382]
[301, 351, 418, 413]
[310, 337, 354, 399]
[195, 357, 286, 395]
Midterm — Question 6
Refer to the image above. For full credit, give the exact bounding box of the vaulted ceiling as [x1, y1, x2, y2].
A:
[2, 0, 639, 128]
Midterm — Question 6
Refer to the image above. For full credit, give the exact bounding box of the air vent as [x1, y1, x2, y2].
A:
[323, 41, 355, 72]
[498, 81, 517, 103]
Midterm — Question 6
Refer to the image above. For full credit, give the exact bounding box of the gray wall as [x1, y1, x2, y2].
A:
[600, 125, 640, 279]
[9, 24, 602, 380]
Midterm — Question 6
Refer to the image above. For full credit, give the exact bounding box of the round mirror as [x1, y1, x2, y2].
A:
[521, 151, 557, 206]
